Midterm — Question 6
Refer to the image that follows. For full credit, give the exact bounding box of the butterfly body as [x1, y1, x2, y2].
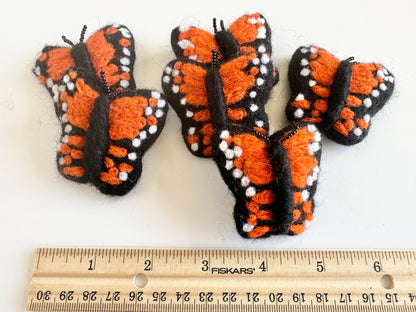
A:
[34, 24, 168, 195]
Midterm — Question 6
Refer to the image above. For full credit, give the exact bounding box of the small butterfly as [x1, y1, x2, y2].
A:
[286, 45, 395, 145]
[162, 13, 321, 238]
[33, 24, 168, 195]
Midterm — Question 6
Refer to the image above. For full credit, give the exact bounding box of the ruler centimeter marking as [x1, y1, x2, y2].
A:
[27, 249, 416, 312]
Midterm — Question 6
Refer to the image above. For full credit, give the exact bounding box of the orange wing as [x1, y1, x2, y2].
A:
[228, 13, 279, 85]
[162, 59, 214, 157]
[34, 46, 76, 117]
[92, 90, 168, 195]
[218, 52, 275, 134]
[287, 45, 339, 124]
[287, 45, 395, 145]
[211, 125, 278, 238]
[171, 26, 220, 63]
[269, 122, 322, 235]
[324, 62, 395, 144]
[85, 24, 136, 91]
[34, 46, 98, 182]
[56, 68, 100, 182]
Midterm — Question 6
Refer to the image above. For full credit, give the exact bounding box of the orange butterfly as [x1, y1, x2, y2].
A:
[287, 45, 395, 145]
[33, 24, 168, 195]
[162, 13, 321, 238]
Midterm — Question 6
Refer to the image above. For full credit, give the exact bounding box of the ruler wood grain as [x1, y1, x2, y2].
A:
[26, 248, 416, 311]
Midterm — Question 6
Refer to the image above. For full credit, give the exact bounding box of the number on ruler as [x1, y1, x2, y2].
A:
[176, 292, 190, 302]
[362, 293, 375, 303]
[105, 291, 120, 301]
[129, 291, 143, 301]
[152, 291, 166, 302]
[36, 290, 51, 301]
[247, 292, 259, 302]
[316, 260, 325, 272]
[315, 293, 328, 303]
[199, 292, 213, 302]
[268, 293, 283, 303]
[259, 261, 267, 272]
[222, 292, 237, 302]
[385, 293, 399, 303]
[373, 261, 382, 272]
[59, 291, 74, 301]
[201, 260, 209, 272]
[340, 293, 352, 303]
[88, 259, 94, 271]
[292, 293, 305, 303]
[82, 291, 97, 301]
[144, 259, 152, 271]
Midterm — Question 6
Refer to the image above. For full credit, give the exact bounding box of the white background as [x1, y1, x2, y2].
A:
[1, 0, 415, 310]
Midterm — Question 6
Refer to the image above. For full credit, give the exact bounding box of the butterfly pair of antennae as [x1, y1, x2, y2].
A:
[212, 18, 225, 34]
[62, 25, 88, 46]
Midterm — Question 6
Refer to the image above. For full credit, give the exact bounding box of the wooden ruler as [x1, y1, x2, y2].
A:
[26, 248, 416, 312]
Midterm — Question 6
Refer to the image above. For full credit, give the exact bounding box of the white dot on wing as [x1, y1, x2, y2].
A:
[120, 57, 130, 65]
[294, 108, 304, 119]
[258, 45, 266, 53]
[118, 171, 128, 181]
[120, 80, 129, 88]
[242, 223, 255, 233]
[157, 99, 166, 107]
[300, 68, 310, 76]
[245, 187, 256, 197]
[363, 98, 372, 107]
[151, 91, 161, 99]
[128, 153, 137, 161]
[155, 109, 164, 118]
[132, 138, 141, 147]
[145, 107, 153, 116]
[140, 131, 147, 140]
[123, 47, 131, 56]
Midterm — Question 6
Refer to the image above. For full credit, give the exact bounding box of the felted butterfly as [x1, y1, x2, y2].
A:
[33, 24, 168, 196]
[286, 45, 395, 145]
[162, 13, 321, 238]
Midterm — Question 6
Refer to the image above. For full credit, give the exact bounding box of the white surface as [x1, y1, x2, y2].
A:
[1, 0, 416, 310]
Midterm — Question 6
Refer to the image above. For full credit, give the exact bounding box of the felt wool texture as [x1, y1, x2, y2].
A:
[286, 45, 395, 145]
[33, 24, 168, 196]
[162, 13, 321, 238]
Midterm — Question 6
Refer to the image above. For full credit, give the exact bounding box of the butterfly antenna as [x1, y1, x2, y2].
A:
[220, 20, 225, 31]
[79, 25, 87, 42]
[211, 49, 220, 68]
[100, 70, 111, 95]
[61, 35, 74, 47]
[279, 125, 300, 143]
[345, 56, 358, 65]
[212, 18, 218, 34]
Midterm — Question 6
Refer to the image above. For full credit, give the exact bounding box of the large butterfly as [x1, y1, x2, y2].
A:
[286, 45, 395, 145]
[34, 24, 168, 196]
[162, 13, 321, 238]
